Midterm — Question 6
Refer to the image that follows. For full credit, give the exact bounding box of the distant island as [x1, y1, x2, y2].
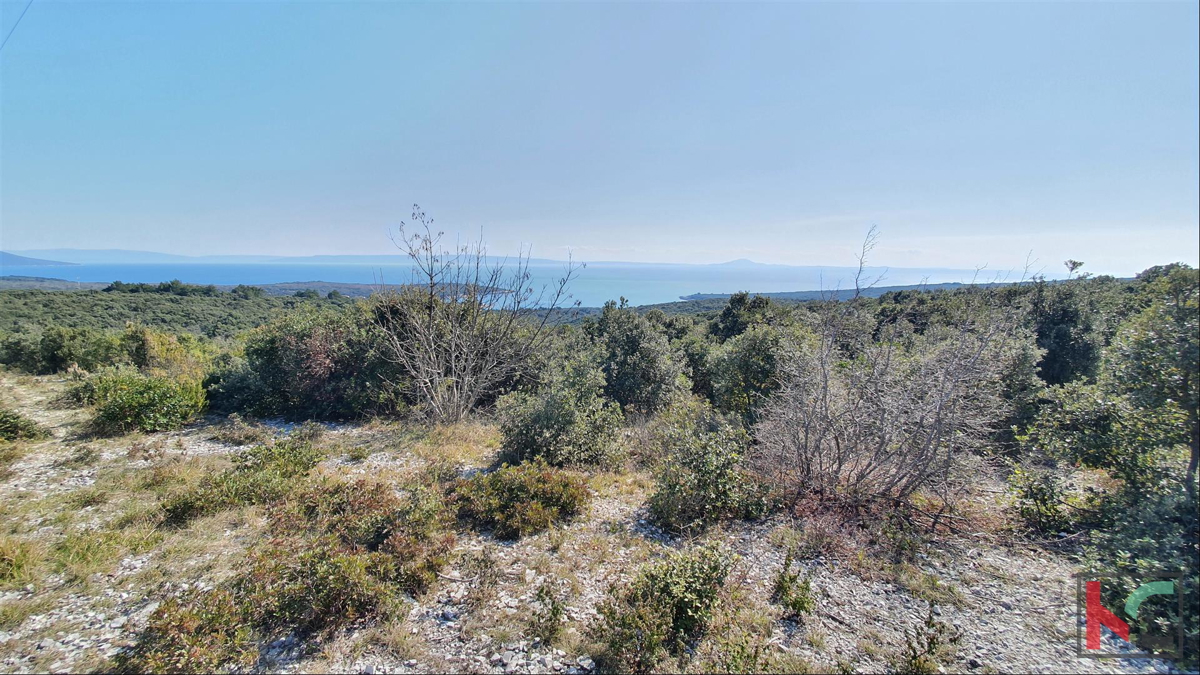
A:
[0, 275, 402, 298]
[679, 281, 1011, 301]
[0, 251, 76, 267]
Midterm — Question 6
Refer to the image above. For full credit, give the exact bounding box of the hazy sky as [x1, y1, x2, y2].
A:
[1, 1, 1197, 274]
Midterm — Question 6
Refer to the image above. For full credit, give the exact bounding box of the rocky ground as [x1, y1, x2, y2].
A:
[0, 372, 1188, 674]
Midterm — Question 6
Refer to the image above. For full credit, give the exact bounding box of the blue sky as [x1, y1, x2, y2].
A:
[1, 0, 1197, 274]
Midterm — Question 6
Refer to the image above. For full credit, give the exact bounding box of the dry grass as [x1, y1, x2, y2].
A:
[410, 421, 500, 467]
[0, 534, 45, 589]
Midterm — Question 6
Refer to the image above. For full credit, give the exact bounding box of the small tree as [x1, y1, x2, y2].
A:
[373, 206, 580, 422]
[585, 299, 684, 414]
[710, 324, 789, 425]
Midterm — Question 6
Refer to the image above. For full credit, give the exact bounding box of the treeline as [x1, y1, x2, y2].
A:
[103, 279, 337, 300]
[0, 287, 352, 338]
[105, 279, 224, 296]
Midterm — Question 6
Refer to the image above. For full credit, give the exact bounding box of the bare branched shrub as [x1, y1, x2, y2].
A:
[373, 206, 580, 422]
[752, 230, 1022, 503]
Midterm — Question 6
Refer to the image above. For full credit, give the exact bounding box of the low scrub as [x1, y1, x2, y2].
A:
[648, 402, 770, 534]
[593, 543, 736, 673]
[497, 352, 623, 467]
[116, 589, 256, 673]
[209, 413, 273, 446]
[161, 440, 323, 525]
[0, 407, 49, 441]
[273, 478, 455, 593]
[452, 459, 591, 539]
[236, 534, 395, 635]
[125, 475, 459, 669]
[81, 368, 206, 434]
[772, 549, 815, 618]
[891, 606, 962, 674]
[237, 479, 455, 633]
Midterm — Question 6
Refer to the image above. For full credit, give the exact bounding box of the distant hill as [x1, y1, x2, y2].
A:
[10, 249, 280, 264]
[0, 275, 404, 297]
[0, 252, 76, 267]
[680, 281, 1011, 302]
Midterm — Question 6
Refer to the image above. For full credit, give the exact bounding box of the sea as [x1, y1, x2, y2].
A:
[0, 261, 986, 308]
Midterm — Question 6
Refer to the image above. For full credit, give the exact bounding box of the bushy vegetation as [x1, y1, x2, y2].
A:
[1013, 265, 1199, 664]
[236, 535, 396, 635]
[87, 372, 206, 435]
[648, 401, 768, 533]
[5, 244, 1197, 668]
[209, 412, 273, 446]
[892, 606, 963, 674]
[772, 548, 815, 618]
[238, 305, 407, 420]
[497, 346, 624, 467]
[271, 477, 456, 593]
[1, 325, 125, 374]
[0, 407, 49, 441]
[585, 299, 685, 414]
[161, 439, 323, 525]
[116, 589, 257, 673]
[451, 459, 591, 539]
[0, 289, 305, 339]
[593, 543, 736, 673]
[708, 324, 788, 424]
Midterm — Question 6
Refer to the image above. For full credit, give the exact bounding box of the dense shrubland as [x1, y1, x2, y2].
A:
[3, 260, 1193, 509]
[2, 227, 1196, 669]
[0, 287, 326, 338]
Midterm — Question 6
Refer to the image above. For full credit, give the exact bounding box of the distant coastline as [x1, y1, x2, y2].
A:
[0, 252, 76, 267]
[1, 249, 1048, 307]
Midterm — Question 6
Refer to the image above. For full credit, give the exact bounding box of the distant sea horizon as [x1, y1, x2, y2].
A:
[0, 257, 1032, 306]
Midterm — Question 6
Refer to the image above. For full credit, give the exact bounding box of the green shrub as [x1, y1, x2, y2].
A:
[497, 351, 623, 467]
[161, 440, 323, 525]
[772, 549, 815, 618]
[594, 543, 736, 672]
[452, 459, 590, 539]
[242, 305, 406, 420]
[204, 353, 270, 416]
[585, 299, 685, 414]
[1082, 484, 1198, 666]
[594, 593, 673, 674]
[0, 323, 215, 377]
[527, 581, 566, 646]
[710, 292, 773, 342]
[236, 534, 395, 635]
[648, 402, 769, 534]
[116, 589, 256, 674]
[892, 606, 962, 674]
[1008, 464, 1074, 533]
[0, 407, 49, 441]
[89, 371, 206, 434]
[710, 324, 785, 424]
[290, 420, 326, 444]
[0, 330, 42, 373]
[1019, 382, 1178, 493]
[36, 325, 124, 373]
[273, 478, 455, 593]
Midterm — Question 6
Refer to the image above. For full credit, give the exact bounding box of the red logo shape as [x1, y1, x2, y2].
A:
[1086, 580, 1130, 649]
